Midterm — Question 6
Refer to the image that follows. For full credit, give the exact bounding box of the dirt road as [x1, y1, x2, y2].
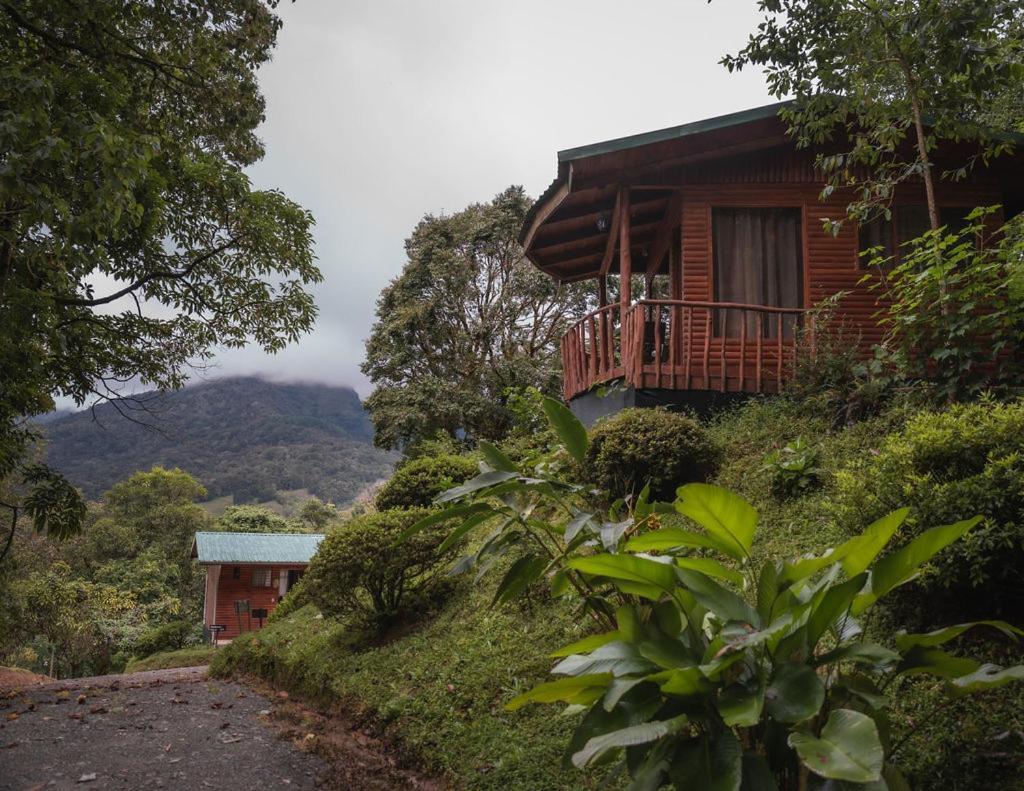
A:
[0, 666, 442, 791]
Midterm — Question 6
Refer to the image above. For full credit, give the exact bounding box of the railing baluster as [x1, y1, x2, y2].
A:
[776, 314, 783, 392]
[588, 315, 597, 383]
[684, 307, 693, 390]
[702, 310, 712, 390]
[654, 305, 663, 389]
[739, 309, 747, 392]
[756, 312, 763, 393]
[719, 310, 727, 393]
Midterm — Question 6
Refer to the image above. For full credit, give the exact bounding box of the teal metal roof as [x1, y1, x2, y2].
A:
[192, 531, 325, 564]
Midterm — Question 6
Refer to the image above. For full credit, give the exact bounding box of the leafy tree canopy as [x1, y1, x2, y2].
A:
[0, 1, 320, 550]
[721, 0, 1024, 228]
[361, 186, 593, 450]
[215, 504, 304, 534]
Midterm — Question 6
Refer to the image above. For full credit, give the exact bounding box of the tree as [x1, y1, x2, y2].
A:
[0, 1, 320, 554]
[216, 504, 303, 534]
[297, 497, 337, 531]
[721, 0, 1024, 230]
[362, 186, 593, 450]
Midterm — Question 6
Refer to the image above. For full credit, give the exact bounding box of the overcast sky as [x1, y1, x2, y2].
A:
[205, 0, 773, 397]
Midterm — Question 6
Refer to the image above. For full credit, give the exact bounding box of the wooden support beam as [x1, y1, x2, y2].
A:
[598, 275, 608, 307]
[644, 191, 684, 278]
[618, 188, 632, 310]
[599, 187, 623, 276]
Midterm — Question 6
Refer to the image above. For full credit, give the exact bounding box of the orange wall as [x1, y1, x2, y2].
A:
[209, 563, 306, 640]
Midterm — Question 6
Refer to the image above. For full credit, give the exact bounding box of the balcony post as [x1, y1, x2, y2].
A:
[618, 187, 631, 311]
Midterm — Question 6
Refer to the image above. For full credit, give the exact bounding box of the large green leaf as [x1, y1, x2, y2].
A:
[477, 440, 518, 472]
[780, 509, 908, 584]
[805, 573, 869, 648]
[894, 620, 1024, 652]
[765, 663, 825, 724]
[397, 502, 491, 540]
[625, 528, 731, 555]
[718, 676, 765, 727]
[492, 554, 549, 606]
[649, 666, 713, 697]
[572, 715, 689, 768]
[435, 470, 520, 503]
[788, 708, 884, 783]
[551, 631, 623, 658]
[896, 646, 980, 678]
[675, 556, 745, 586]
[852, 516, 982, 615]
[815, 641, 900, 670]
[741, 753, 779, 791]
[505, 673, 612, 710]
[674, 483, 757, 560]
[437, 511, 496, 553]
[553, 641, 658, 678]
[568, 554, 678, 594]
[676, 567, 761, 627]
[542, 396, 588, 463]
[669, 730, 743, 791]
[947, 663, 1024, 696]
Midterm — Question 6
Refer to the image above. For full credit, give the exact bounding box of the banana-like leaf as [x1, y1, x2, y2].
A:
[551, 630, 623, 658]
[676, 567, 761, 627]
[553, 641, 658, 678]
[437, 512, 496, 553]
[946, 663, 1024, 696]
[674, 483, 757, 560]
[897, 646, 981, 678]
[478, 440, 518, 472]
[741, 753, 778, 791]
[851, 516, 982, 615]
[435, 470, 520, 503]
[675, 556, 745, 586]
[805, 573, 868, 648]
[894, 620, 1024, 652]
[766, 662, 825, 724]
[568, 554, 678, 594]
[717, 676, 764, 726]
[624, 528, 730, 554]
[572, 714, 689, 768]
[648, 666, 712, 697]
[788, 708, 884, 782]
[492, 554, 549, 606]
[398, 502, 492, 541]
[565, 510, 597, 543]
[815, 641, 900, 669]
[542, 396, 588, 463]
[505, 673, 613, 710]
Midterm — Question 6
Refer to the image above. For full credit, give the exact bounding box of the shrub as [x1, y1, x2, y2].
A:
[133, 619, 197, 657]
[375, 454, 478, 510]
[303, 508, 455, 624]
[833, 398, 1024, 625]
[761, 436, 823, 498]
[217, 504, 303, 533]
[584, 408, 717, 500]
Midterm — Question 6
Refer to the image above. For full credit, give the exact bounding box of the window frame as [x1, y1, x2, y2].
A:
[250, 567, 273, 588]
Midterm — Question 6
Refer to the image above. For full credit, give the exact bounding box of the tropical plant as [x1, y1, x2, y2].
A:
[761, 437, 824, 499]
[865, 208, 1024, 401]
[410, 398, 1024, 789]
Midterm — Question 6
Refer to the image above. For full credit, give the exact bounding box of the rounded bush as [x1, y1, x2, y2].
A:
[133, 620, 194, 657]
[375, 454, 478, 511]
[303, 508, 454, 623]
[585, 408, 718, 501]
[833, 399, 1024, 625]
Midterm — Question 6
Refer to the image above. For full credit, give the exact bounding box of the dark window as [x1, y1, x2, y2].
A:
[712, 207, 803, 337]
[858, 205, 975, 268]
[857, 215, 895, 266]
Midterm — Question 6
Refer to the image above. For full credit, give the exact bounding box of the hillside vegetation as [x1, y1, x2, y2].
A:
[42, 377, 396, 507]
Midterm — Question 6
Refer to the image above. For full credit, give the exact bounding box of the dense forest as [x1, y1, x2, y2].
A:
[41, 378, 395, 506]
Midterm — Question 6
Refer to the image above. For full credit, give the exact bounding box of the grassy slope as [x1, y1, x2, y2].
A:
[214, 394, 1023, 789]
[211, 584, 613, 790]
[125, 646, 218, 672]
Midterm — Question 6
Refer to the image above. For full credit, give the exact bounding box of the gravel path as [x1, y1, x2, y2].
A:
[0, 666, 326, 790]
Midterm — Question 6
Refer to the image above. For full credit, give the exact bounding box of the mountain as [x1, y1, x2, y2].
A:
[41, 377, 395, 506]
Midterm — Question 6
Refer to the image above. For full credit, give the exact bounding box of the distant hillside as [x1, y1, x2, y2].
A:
[41, 377, 395, 506]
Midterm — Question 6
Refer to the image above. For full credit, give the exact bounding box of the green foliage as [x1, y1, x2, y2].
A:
[585, 408, 718, 500]
[0, 1, 320, 544]
[833, 399, 1024, 625]
[304, 509, 454, 623]
[721, 0, 1024, 230]
[867, 209, 1024, 401]
[132, 619, 199, 658]
[216, 504, 303, 534]
[761, 437, 823, 499]
[296, 497, 338, 531]
[361, 186, 593, 450]
[374, 454, 478, 511]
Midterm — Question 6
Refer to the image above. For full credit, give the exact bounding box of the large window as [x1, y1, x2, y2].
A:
[712, 207, 803, 337]
[858, 205, 973, 267]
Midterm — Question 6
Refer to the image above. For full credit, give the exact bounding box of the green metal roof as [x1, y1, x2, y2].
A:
[556, 100, 791, 163]
[192, 531, 325, 565]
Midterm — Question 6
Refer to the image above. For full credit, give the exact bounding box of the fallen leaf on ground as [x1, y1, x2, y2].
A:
[77, 773, 97, 783]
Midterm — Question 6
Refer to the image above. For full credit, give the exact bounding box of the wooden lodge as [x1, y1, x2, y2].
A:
[520, 102, 1024, 421]
[191, 531, 325, 642]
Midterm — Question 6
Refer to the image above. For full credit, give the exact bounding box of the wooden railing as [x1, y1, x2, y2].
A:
[562, 299, 813, 400]
[561, 303, 623, 401]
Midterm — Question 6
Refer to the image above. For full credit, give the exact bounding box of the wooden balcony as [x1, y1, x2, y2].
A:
[561, 300, 813, 402]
